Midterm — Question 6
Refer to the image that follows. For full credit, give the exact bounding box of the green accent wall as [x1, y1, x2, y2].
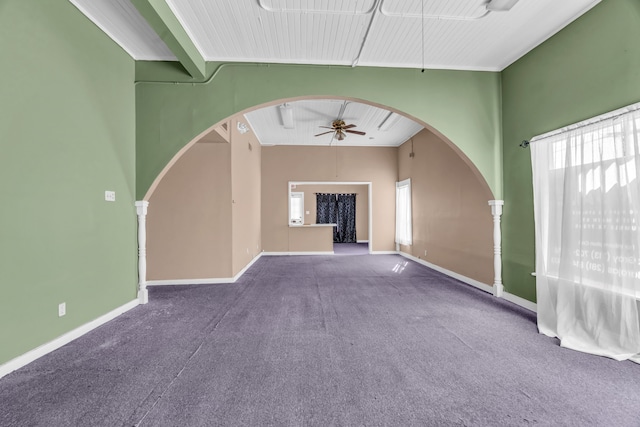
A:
[501, 0, 640, 301]
[4, 0, 633, 369]
[0, 1, 137, 364]
[135, 64, 502, 199]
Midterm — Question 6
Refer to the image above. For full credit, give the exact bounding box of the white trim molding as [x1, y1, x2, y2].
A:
[371, 250, 400, 255]
[262, 251, 335, 256]
[0, 299, 139, 380]
[488, 200, 504, 297]
[135, 201, 149, 304]
[147, 253, 264, 286]
[147, 278, 236, 286]
[400, 252, 493, 294]
[502, 292, 537, 313]
[399, 251, 536, 313]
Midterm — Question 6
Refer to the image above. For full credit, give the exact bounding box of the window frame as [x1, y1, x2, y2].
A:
[395, 178, 412, 246]
[289, 191, 304, 225]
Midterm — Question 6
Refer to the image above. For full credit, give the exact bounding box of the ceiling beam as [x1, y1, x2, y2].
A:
[131, 0, 205, 79]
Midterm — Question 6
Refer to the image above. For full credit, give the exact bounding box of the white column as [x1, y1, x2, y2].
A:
[488, 200, 504, 298]
[135, 201, 149, 304]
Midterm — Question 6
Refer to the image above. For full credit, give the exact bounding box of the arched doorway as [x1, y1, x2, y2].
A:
[136, 96, 498, 303]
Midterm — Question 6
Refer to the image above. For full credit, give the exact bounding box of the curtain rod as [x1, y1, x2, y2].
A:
[522, 101, 640, 148]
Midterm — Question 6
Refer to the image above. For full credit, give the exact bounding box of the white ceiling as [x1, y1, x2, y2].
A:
[69, 0, 601, 147]
[243, 99, 424, 147]
[71, 0, 601, 71]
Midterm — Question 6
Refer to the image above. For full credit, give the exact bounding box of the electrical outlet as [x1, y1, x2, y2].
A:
[58, 302, 66, 317]
[105, 191, 116, 202]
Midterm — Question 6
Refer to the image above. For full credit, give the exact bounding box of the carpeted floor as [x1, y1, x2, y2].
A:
[1, 254, 640, 426]
[333, 242, 369, 255]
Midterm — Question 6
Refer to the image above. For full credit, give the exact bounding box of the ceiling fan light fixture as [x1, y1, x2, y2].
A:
[486, 0, 520, 12]
[279, 103, 295, 129]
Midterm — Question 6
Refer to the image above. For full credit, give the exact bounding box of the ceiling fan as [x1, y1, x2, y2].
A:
[315, 119, 366, 141]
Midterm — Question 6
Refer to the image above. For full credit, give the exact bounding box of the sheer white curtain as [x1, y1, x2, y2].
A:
[531, 103, 640, 362]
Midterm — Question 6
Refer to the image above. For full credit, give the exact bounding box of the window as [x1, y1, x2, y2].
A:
[395, 179, 412, 245]
[289, 192, 304, 225]
[533, 108, 640, 290]
[531, 102, 640, 361]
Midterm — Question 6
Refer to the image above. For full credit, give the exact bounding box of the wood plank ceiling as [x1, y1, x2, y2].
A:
[70, 0, 601, 147]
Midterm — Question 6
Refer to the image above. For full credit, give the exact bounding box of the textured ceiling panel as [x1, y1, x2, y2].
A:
[359, 0, 601, 70]
[70, 0, 175, 60]
[244, 100, 423, 147]
[258, 0, 376, 14]
[381, 0, 487, 19]
[167, 0, 370, 64]
[72, 0, 601, 71]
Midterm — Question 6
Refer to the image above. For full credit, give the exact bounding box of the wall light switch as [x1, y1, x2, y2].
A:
[105, 191, 116, 202]
[306, 211, 310, 215]
[58, 302, 66, 317]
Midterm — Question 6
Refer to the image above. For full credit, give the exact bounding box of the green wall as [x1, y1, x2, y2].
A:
[0, 1, 137, 364]
[135, 64, 502, 200]
[3, 0, 632, 369]
[501, 0, 640, 301]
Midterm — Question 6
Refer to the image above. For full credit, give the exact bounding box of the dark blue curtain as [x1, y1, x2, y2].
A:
[336, 194, 357, 243]
[316, 193, 338, 241]
[317, 193, 357, 243]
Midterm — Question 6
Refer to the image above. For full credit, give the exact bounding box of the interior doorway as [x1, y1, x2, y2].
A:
[289, 181, 372, 254]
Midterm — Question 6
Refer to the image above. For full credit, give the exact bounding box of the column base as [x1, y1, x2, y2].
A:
[493, 283, 504, 298]
[138, 288, 149, 304]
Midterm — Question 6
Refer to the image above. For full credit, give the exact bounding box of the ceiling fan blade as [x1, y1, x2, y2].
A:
[345, 130, 366, 135]
[319, 126, 334, 129]
[314, 131, 334, 137]
[342, 124, 357, 129]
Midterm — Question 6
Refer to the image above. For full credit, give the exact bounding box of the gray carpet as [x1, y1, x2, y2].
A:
[333, 242, 369, 255]
[2, 254, 640, 426]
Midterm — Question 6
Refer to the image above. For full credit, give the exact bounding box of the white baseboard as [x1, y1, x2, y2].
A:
[232, 252, 263, 281]
[371, 250, 399, 255]
[262, 251, 334, 256]
[147, 277, 235, 286]
[147, 253, 264, 286]
[399, 252, 494, 294]
[398, 252, 536, 313]
[0, 299, 139, 380]
[1, 253, 267, 377]
[503, 292, 537, 312]
[356, 240, 369, 244]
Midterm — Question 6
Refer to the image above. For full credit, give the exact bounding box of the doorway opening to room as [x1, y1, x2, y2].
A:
[289, 181, 372, 255]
